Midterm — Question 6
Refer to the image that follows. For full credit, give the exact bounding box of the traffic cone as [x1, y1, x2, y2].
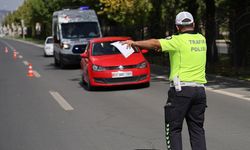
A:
[27, 63, 34, 77]
[5, 47, 8, 53]
[13, 49, 17, 59]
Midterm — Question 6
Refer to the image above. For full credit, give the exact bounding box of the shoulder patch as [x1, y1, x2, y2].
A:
[165, 36, 172, 40]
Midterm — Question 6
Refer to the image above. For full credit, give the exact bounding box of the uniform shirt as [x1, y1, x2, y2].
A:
[159, 32, 207, 84]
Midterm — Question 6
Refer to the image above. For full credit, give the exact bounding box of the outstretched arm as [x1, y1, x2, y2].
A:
[122, 39, 161, 50]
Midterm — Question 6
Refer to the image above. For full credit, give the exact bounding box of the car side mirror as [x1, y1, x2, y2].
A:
[141, 49, 148, 54]
[80, 52, 88, 58]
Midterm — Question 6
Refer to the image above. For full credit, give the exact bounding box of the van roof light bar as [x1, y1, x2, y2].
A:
[79, 6, 89, 10]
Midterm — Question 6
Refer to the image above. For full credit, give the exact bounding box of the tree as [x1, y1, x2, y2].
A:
[98, 0, 152, 39]
[228, 0, 250, 69]
[205, 0, 218, 63]
[98, 0, 134, 23]
[147, 0, 163, 38]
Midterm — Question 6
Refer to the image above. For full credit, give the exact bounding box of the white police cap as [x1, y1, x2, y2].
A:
[175, 11, 194, 25]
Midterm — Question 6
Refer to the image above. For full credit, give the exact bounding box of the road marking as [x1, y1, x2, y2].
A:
[206, 87, 250, 101]
[49, 91, 74, 111]
[1, 41, 41, 78]
[154, 75, 167, 79]
[23, 60, 29, 66]
[33, 70, 41, 78]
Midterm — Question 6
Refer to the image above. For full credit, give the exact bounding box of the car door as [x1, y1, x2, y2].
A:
[81, 42, 90, 81]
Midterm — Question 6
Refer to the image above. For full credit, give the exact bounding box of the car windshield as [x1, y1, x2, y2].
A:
[92, 41, 139, 56]
[46, 38, 53, 43]
[61, 22, 100, 39]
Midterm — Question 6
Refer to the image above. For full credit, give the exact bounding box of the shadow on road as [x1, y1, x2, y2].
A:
[78, 81, 150, 92]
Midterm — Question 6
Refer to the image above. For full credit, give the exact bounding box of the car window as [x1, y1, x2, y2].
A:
[46, 38, 53, 44]
[92, 41, 139, 56]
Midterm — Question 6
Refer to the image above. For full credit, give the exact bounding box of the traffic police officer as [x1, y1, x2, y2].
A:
[123, 11, 207, 150]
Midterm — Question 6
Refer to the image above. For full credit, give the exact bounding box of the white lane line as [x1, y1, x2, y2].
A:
[23, 60, 29, 66]
[18, 55, 23, 59]
[49, 91, 74, 111]
[206, 87, 250, 101]
[154, 75, 167, 79]
[33, 70, 41, 78]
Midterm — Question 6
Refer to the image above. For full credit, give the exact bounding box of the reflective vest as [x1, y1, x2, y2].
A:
[159, 33, 207, 84]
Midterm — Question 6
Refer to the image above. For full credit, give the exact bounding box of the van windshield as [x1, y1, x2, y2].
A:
[61, 22, 100, 39]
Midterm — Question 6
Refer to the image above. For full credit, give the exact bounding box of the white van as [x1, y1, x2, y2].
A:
[52, 7, 102, 68]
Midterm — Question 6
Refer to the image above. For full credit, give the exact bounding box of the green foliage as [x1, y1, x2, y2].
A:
[98, 0, 152, 24]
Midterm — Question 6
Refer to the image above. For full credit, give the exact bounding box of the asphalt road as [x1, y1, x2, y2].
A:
[0, 38, 250, 150]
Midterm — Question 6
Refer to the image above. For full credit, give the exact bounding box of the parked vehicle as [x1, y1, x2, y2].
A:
[52, 6, 102, 68]
[44, 36, 54, 56]
[80, 36, 150, 90]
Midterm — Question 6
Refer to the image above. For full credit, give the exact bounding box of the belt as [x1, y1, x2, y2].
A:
[170, 81, 205, 87]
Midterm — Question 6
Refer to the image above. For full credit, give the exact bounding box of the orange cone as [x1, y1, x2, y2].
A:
[5, 47, 8, 53]
[13, 49, 17, 59]
[27, 63, 34, 77]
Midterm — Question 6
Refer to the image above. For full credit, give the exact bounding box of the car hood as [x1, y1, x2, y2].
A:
[91, 53, 146, 66]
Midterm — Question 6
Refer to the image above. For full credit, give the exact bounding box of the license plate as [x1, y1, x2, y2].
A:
[112, 71, 133, 78]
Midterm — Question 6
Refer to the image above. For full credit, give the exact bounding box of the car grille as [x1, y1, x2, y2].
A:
[94, 74, 147, 84]
[72, 45, 86, 54]
[104, 65, 138, 70]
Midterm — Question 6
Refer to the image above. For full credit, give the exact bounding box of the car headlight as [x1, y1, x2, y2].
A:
[92, 64, 106, 71]
[62, 43, 71, 49]
[137, 61, 147, 69]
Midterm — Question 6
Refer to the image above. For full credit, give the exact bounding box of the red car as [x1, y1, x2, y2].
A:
[80, 36, 150, 90]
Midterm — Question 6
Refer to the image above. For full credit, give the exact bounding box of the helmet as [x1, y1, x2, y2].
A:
[175, 11, 194, 25]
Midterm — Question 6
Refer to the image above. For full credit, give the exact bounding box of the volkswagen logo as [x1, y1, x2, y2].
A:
[118, 65, 124, 70]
